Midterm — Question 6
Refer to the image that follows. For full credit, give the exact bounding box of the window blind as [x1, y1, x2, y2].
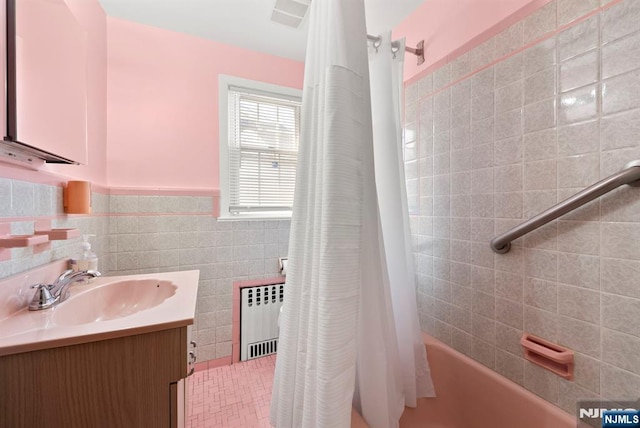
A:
[227, 86, 301, 214]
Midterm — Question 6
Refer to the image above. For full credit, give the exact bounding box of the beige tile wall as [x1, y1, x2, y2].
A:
[106, 195, 290, 362]
[0, 183, 289, 363]
[406, 0, 640, 414]
[0, 179, 109, 279]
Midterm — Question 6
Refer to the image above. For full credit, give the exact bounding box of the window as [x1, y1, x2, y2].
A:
[219, 76, 302, 219]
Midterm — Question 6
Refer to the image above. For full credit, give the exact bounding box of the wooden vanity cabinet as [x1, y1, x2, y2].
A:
[0, 326, 188, 428]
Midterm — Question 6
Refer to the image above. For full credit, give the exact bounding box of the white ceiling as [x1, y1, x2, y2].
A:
[98, 0, 425, 61]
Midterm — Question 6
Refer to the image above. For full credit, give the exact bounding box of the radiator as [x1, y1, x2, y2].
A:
[240, 283, 285, 361]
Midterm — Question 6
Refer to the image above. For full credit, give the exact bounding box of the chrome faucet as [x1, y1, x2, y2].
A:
[28, 269, 102, 311]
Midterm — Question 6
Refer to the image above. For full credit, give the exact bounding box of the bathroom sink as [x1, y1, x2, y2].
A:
[52, 279, 178, 325]
[0, 270, 199, 358]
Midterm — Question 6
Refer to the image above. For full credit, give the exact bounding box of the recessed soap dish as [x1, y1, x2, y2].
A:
[521, 333, 574, 380]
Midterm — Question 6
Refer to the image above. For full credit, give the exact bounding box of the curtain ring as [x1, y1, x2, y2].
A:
[390, 42, 400, 59]
[373, 38, 382, 53]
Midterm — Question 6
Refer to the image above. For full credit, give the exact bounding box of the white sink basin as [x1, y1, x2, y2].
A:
[52, 279, 178, 325]
[0, 270, 199, 357]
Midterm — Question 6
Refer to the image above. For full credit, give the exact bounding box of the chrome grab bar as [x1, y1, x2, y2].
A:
[490, 160, 640, 254]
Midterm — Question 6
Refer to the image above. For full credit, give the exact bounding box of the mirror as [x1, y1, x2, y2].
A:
[7, 0, 88, 164]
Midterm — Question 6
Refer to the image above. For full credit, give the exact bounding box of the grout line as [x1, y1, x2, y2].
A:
[107, 212, 214, 217]
[0, 211, 218, 222]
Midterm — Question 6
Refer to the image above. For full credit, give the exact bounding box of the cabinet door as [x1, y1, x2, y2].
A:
[170, 380, 187, 428]
[16, 0, 88, 164]
[170, 382, 178, 428]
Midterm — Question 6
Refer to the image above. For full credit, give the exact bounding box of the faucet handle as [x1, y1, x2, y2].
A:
[28, 283, 56, 311]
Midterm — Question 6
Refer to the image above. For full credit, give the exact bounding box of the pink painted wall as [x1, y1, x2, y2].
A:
[106, 18, 305, 190]
[0, 0, 108, 185]
[394, 0, 551, 81]
[2, 0, 551, 188]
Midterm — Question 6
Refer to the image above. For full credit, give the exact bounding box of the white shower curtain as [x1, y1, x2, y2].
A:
[368, 32, 435, 410]
[270, 2, 434, 427]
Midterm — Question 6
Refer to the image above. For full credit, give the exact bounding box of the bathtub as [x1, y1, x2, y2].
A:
[351, 333, 576, 428]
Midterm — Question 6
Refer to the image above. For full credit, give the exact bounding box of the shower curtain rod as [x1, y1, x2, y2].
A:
[367, 34, 425, 65]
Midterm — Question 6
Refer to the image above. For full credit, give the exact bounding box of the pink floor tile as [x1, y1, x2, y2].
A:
[187, 355, 276, 427]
